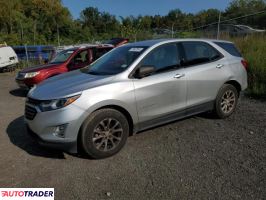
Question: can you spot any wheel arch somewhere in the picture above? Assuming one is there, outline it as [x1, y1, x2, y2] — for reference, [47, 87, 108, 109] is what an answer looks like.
[224, 80, 242, 96]
[95, 105, 134, 136]
[76, 104, 135, 154]
[77, 103, 135, 140]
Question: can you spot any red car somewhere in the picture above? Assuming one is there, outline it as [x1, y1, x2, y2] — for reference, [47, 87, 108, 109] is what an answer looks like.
[16, 38, 128, 88]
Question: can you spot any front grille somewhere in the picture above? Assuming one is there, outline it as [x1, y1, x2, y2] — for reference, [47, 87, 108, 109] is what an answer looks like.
[16, 72, 25, 80]
[25, 105, 37, 120]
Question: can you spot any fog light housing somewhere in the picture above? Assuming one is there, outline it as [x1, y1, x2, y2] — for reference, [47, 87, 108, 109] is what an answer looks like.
[52, 124, 68, 138]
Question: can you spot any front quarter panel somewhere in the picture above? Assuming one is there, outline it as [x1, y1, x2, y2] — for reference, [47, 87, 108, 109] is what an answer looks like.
[42, 65, 68, 80]
[75, 79, 138, 128]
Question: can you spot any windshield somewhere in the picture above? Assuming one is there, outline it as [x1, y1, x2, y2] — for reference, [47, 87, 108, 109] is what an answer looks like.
[84, 46, 147, 75]
[50, 49, 75, 64]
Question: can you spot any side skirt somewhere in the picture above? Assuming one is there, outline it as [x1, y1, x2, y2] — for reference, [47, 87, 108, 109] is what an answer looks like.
[137, 101, 214, 132]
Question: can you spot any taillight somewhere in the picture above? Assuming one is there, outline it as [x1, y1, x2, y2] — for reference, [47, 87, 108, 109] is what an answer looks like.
[241, 59, 248, 70]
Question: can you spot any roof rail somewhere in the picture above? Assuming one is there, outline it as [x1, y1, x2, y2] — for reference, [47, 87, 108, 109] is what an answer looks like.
[56, 43, 115, 51]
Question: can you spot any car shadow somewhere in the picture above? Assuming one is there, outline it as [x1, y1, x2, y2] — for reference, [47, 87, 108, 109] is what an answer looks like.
[6, 116, 66, 159]
[196, 111, 217, 119]
[9, 89, 28, 97]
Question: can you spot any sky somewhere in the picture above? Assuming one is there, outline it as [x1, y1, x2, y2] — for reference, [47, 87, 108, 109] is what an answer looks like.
[62, 0, 232, 19]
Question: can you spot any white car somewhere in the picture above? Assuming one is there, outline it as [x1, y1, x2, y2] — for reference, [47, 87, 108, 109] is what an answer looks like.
[0, 44, 19, 72]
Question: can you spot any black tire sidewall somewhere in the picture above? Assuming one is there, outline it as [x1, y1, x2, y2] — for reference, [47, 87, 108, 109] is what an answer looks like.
[81, 109, 129, 159]
[215, 84, 238, 119]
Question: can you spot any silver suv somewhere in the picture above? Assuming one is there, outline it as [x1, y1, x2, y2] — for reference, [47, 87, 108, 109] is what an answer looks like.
[25, 39, 248, 158]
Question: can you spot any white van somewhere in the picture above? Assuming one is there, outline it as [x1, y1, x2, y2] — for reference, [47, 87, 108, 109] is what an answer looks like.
[0, 44, 19, 71]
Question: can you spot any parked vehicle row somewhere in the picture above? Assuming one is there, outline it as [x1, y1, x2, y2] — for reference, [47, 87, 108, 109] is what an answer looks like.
[12, 45, 56, 62]
[16, 44, 113, 88]
[15, 38, 129, 88]
[24, 38, 248, 159]
[202, 24, 265, 37]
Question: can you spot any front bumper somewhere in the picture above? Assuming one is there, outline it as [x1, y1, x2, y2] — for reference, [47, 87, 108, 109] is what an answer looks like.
[15, 73, 39, 88]
[25, 102, 87, 154]
[16, 79, 30, 89]
[27, 125, 77, 153]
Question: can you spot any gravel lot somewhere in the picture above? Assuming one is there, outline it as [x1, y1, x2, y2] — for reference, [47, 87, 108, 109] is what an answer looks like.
[0, 72, 265, 200]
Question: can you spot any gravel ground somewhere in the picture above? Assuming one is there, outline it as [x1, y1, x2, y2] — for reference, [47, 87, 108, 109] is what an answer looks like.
[0, 72, 265, 200]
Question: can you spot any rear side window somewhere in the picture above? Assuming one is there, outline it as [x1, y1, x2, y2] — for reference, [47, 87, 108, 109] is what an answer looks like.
[181, 41, 222, 66]
[214, 42, 242, 57]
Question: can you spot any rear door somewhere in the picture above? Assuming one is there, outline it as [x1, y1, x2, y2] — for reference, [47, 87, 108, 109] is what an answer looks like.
[181, 41, 230, 108]
[132, 43, 187, 127]
[6, 47, 18, 65]
[0, 47, 17, 68]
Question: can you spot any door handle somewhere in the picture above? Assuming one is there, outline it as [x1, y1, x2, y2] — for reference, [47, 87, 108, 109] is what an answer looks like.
[216, 64, 224, 69]
[174, 74, 185, 79]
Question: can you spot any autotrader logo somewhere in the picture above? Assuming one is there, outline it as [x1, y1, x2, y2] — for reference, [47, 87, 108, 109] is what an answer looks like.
[0, 188, 54, 199]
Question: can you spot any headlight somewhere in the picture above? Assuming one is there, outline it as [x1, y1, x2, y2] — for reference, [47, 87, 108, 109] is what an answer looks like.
[38, 94, 81, 112]
[24, 72, 40, 78]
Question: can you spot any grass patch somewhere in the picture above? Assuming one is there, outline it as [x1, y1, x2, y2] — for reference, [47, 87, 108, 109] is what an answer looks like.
[230, 34, 266, 98]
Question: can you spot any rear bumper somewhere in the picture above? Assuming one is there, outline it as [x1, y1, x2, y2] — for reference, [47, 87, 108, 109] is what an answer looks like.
[27, 125, 78, 153]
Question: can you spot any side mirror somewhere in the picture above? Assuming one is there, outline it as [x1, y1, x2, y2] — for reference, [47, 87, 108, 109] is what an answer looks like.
[135, 65, 155, 78]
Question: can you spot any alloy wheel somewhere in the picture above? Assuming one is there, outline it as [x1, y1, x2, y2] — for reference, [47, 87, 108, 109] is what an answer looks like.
[92, 118, 123, 152]
[220, 90, 236, 114]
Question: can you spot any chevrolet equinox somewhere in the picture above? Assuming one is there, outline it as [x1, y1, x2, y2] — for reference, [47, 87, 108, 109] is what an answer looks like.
[25, 39, 248, 158]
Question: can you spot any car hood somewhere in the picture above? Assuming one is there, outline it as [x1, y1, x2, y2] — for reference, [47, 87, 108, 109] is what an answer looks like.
[28, 70, 115, 100]
[20, 63, 62, 73]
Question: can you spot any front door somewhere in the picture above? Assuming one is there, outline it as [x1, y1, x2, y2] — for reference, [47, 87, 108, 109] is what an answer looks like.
[132, 43, 187, 128]
[68, 49, 91, 70]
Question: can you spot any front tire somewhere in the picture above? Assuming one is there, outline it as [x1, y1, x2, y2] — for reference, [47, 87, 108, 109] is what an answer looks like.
[214, 84, 238, 119]
[81, 109, 129, 159]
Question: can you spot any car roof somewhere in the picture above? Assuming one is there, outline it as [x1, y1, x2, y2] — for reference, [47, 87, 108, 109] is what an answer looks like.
[126, 38, 233, 48]
[62, 47, 79, 51]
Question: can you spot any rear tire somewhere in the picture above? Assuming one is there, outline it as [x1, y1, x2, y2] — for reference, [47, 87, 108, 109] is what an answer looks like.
[214, 84, 238, 119]
[81, 108, 129, 159]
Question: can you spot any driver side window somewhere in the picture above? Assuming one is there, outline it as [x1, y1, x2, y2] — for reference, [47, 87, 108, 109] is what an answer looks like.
[141, 43, 180, 73]
[68, 50, 90, 70]
[73, 50, 89, 64]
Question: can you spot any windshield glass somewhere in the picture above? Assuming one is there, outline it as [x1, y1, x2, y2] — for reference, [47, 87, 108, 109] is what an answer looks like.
[50, 49, 75, 64]
[83, 46, 147, 75]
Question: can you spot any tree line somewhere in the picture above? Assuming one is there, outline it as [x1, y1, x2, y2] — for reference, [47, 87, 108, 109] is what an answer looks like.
[0, 0, 265, 45]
